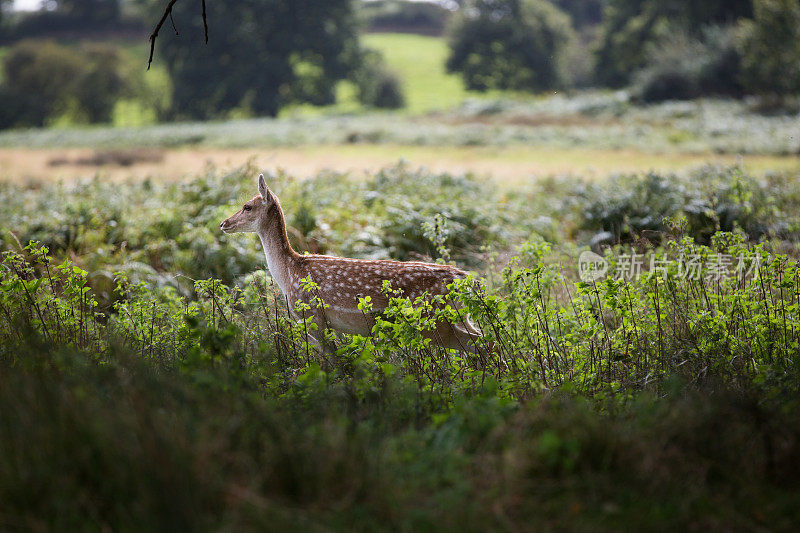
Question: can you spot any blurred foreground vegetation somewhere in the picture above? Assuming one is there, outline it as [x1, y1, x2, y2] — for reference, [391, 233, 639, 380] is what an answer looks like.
[3, 164, 800, 528]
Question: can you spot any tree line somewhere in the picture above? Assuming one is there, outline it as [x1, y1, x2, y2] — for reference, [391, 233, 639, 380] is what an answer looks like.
[0, 0, 798, 130]
[447, 0, 800, 105]
[0, 0, 405, 129]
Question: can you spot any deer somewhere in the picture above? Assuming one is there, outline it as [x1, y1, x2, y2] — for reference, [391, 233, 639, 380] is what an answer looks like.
[220, 174, 484, 353]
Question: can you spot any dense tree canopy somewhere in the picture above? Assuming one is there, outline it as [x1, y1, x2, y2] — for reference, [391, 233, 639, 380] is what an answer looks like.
[0, 40, 134, 128]
[157, 0, 361, 119]
[739, 0, 800, 103]
[553, 0, 606, 28]
[446, 0, 574, 92]
[594, 0, 753, 87]
[54, 0, 121, 24]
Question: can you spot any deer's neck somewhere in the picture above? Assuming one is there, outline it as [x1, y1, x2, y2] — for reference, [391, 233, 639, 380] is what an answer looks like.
[257, 203, 301, 295]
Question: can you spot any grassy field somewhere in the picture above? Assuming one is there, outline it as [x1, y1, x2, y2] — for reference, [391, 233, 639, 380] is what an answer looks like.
[2, 34, 798, 185]
[1, 90, 798, 183]
[3, 144, 799, 185]
[363, 32, 479, 113]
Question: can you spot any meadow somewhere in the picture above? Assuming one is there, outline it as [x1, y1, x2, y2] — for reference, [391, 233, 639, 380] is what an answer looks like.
[2, 91, 799, 186]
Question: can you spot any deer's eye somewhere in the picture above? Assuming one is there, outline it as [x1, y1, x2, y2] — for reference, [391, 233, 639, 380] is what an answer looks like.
[243, 205, 252, 211]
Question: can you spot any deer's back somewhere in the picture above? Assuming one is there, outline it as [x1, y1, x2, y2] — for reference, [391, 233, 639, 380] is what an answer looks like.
[300, 255, 466, 310]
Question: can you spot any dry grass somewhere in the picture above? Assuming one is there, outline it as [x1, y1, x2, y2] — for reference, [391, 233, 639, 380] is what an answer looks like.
[2, 145, 798, 185]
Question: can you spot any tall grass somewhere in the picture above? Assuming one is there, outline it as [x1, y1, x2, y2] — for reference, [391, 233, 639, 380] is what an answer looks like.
[2, 255, 800, 529]
[3, 164, 800, 528]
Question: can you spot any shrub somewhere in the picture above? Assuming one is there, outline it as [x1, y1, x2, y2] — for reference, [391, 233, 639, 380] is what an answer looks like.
[0, 40, 136, 128]
[571, 167, 799, 246]
[362, 0, 450, 35]
[632, 25, 744, 103]
[352, 49, 406, 109]
[594, 0, 752, 88]
[0, 40, 84, 127]
[446, 0, 576, 92]
[738, 0, 800, 107]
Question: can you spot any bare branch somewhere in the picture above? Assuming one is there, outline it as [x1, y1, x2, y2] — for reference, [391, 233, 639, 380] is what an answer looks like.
[147, 0, 180, 71]
[202, 0, 209, 44]
[169, 9, 179, 36]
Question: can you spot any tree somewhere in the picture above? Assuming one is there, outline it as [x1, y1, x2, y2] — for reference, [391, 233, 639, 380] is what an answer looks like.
[0, 40, 135, 128]
[739, 0, 800, 105]
[446, 0, 575, 92]
[54, 0, 121, 24]
[594, 0, 752, 87]
[553, 0, 606, 29]
[632, 26, 745, 103]
[0, 0, 9, 31]
[155, 0, 361, 119]
[1, 40, 84, 127]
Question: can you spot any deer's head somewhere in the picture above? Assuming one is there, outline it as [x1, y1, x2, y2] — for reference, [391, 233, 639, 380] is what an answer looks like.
[220, 174, 277, 234]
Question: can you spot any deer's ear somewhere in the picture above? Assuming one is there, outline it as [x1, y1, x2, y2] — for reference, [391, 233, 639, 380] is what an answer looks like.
[257, 174, 269, 199]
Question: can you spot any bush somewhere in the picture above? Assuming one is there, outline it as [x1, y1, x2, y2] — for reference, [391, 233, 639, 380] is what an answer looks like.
[632, 26, 744, 103]
[0, 40, 84, 127]
[352, 49, 405, 109]
[361, 0, 450, 35]
[594, 0, 752, 88]
[446, 0, 576, 92]
[571, 167, 799, 246]
[0, 40, 135, 128]
[738, 0, 800, 106]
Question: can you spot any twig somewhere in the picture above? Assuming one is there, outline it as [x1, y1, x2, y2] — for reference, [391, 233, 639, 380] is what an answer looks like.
[147, 0, 180, 70]
[169, 9, 179, 35]
[201, 0, 209, 43]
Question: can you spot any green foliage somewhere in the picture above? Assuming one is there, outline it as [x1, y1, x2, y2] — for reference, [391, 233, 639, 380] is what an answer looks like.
[553, 0, 606, 29]
[632, 25, 744, 103]
[570, 167, 800, 245]
[362, 32, 476, 113]
[3, 335, 800, 529]
[4, 221, 800, 403]
[0, 40, 83, 127]
[3, 165, 800, 527]
[594, 0, 752, 87]
[0, 40, 136, 128]
[446, 0, 576, 92]
[361, 0, 451, 35]
[157, 0, 361, 119]
[739, 0, 800, 105]
[351, 48, 406, 109]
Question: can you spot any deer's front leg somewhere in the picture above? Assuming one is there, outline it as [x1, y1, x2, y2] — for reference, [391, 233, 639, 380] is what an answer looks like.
[291, 297, 336, 355]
